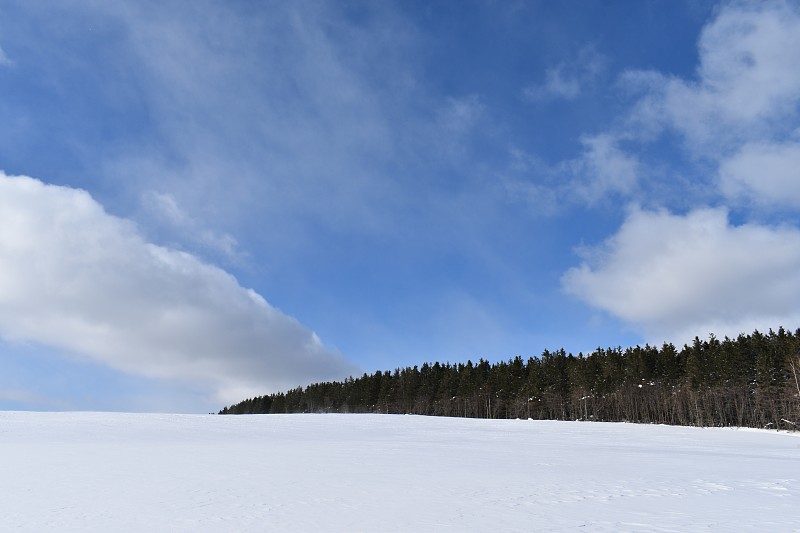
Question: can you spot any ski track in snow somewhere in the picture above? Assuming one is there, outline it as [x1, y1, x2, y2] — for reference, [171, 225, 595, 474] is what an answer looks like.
[1, 412, 798, 532]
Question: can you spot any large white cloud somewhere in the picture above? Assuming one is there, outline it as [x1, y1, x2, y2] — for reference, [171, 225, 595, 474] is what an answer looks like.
[0, 172, 359, 403]
[562, 207, 800, 344]
[626, 2, 800, 149]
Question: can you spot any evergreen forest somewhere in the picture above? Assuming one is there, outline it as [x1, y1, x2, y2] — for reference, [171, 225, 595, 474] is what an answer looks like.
[220, 328, 800, 430]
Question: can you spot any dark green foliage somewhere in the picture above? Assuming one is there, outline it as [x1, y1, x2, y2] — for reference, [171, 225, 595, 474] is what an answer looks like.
[219, 328, 800, 429]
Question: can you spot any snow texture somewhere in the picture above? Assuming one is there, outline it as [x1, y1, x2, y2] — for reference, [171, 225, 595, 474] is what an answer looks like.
[1, 412, 798, 532]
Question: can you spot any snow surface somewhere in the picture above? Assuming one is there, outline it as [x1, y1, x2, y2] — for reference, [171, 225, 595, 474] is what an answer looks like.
[1, 412, 798, 532]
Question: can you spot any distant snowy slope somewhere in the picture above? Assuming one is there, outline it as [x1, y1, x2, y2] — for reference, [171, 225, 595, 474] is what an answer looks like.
[1, 413, 798, 532]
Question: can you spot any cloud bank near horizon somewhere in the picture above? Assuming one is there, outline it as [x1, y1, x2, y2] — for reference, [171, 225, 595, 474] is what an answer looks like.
[563, 207, 800, 344]
[0, 172, 359, 404]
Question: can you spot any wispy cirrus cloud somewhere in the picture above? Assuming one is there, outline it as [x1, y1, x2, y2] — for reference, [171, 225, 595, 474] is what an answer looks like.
[0, 45, 12, 66]
[567, 134, 640, 204]
[142, 191, 243, 261]
[1, 0, 422, 256]
[501, 133, 640, 212]
[524, 67, 581, 101]
[103, 0, 417, 245]
[523, 46, 607, 102]
[437, 95, 485, 136]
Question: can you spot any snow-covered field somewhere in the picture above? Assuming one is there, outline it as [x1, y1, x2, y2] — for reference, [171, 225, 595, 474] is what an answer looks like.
[1, 412, 798, 532]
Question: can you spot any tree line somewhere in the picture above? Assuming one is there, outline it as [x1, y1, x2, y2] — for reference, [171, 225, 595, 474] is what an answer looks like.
[220, 327, 800, 429]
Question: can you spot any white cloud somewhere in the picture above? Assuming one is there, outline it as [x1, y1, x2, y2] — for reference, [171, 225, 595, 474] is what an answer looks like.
[0, 172, 360, 404]
[624, 2, 800, 149]
[513, 3, 800, 215]
[719, 141, 800, 210]
[502, 134, 640, 211]
[568, 134, 640, 204]
[562, 207, 800, 345]
[696, 2, 800, 124]
[558, 2, 800, 345]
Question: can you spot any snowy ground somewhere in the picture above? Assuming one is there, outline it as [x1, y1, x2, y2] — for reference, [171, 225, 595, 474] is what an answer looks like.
[1, 413, 798, 532]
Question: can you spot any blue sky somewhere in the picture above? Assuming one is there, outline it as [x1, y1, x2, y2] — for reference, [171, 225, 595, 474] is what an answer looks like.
[1, 0, 800, 413]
